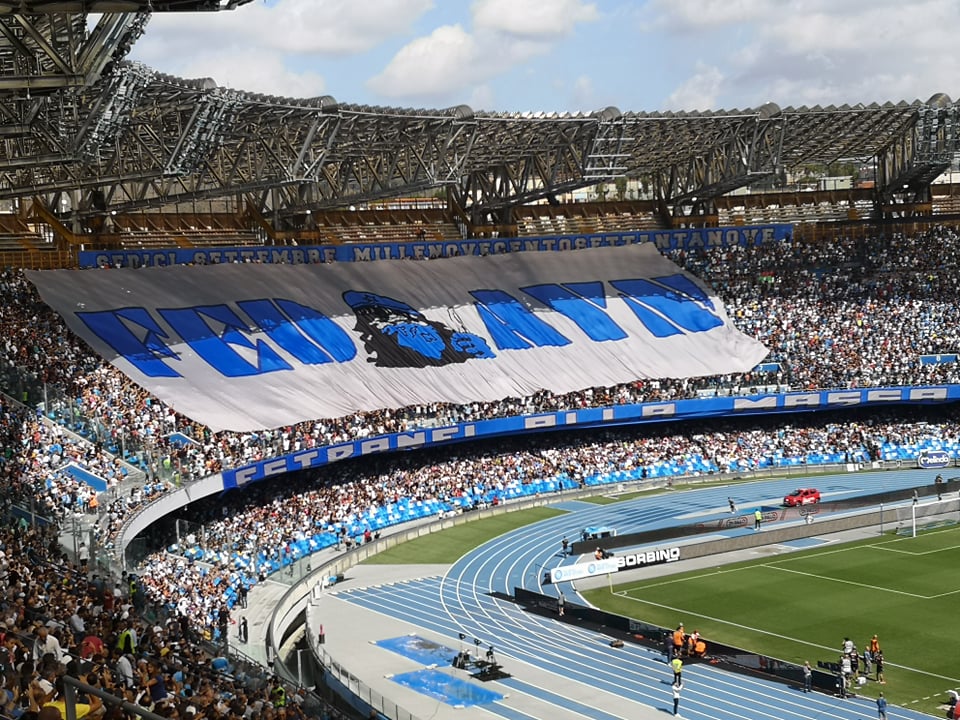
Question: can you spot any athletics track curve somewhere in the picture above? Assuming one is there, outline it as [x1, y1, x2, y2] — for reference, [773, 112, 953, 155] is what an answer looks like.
[333, 469, 950, 720]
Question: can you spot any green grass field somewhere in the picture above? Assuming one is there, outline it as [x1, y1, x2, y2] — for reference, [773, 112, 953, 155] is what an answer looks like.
[583, 524, 960, 713]
[362, 506, 565, 564]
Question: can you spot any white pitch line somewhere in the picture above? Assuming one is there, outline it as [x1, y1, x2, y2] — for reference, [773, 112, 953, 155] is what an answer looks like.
[616, 592, 833, 649]
[867, 540, 960, 556]
[866, 544, 923, 555]
[924, 586, 960, 599]
[615, 592, 960, 685]
[760, 564, 932, 598]
[766, 559, 960, 598]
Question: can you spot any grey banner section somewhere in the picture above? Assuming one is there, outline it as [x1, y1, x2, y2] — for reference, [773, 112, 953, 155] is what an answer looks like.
[27, 244, 767, 431]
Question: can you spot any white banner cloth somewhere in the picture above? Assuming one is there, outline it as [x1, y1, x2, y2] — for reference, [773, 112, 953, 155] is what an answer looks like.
[26, 244, 767, 431]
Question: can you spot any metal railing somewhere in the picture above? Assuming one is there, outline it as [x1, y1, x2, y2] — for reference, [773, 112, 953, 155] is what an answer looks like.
[61, 676, 169, 720]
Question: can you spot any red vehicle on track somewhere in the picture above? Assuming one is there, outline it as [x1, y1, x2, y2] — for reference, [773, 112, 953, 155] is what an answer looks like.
[783, 488, 821, 506]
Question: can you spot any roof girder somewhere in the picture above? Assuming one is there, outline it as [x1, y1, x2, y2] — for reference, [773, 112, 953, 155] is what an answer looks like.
[651, 115, 786, 208]
[0, 35, 958, 222]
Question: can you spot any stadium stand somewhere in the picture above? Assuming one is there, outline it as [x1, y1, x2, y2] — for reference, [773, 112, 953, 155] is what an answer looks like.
[4, 11, 960, 714]
[105, 213, 263, 250]
[310, 208, 461, 244]
[0, 518, 342, 720]
[4, 217, 960, 719]
[0, 225, 956, 547]
[130, 403, 960, 637]
[0, 215, 51, 253]
[13, 184, 949, 270]
[512, 201, 666, 236]
[932, 183, 960, 216]
[1, 225, 958, 490]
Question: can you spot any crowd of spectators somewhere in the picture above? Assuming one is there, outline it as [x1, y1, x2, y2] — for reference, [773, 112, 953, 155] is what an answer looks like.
[0, 397, 136, 525]
[0, 227, 957, 497]
[131, 404, 960, 634]
[674, 229, 960, 391]
[0, 520, 341, 720]
[1, 226, 960, 700]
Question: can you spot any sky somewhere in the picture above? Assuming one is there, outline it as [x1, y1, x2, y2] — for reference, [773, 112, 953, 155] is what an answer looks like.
[129, 0, 960, 114]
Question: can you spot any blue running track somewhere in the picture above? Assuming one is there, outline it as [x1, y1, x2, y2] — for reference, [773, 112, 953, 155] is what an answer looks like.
[333, 469, 944, 719]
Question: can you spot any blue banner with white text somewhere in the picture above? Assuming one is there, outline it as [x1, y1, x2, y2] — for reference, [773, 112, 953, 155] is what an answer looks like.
[221, 384, 957, 489]
[77, 224, 792, 269]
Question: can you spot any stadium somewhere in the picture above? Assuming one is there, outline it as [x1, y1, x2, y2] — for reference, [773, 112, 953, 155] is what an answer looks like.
[2, 3, 960, 720]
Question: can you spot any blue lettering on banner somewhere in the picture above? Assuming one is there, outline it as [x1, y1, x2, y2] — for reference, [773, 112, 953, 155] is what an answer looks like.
[80, 298, 360, 379]
[611, 275, 723, 337]
[238, 299, 356, 365]
[76, 307, 181, 378]
[80, 273, 728, 378]
[549, 558, 619, 583]
[470, 289, 572, 350]
[521, 282, 627, 342]
[221, 384, 956, 488]
[78, 224, 793, 269]
[159, 304, 293, 377]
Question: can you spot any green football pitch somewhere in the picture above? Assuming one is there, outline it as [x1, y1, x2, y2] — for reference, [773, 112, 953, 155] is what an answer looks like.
[582, 523, 960, 714]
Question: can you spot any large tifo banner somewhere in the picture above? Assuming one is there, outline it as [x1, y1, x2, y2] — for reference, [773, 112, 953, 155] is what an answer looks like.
[27, 244, 767, 431]
[76, 225, 792, 269]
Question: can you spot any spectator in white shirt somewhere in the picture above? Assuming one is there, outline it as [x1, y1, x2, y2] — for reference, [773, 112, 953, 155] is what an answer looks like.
[33, 625, 66, 664]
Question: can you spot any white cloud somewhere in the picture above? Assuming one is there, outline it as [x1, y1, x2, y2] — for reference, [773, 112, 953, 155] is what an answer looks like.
[130, 0, 600, 107]
[663, 63, 724, 111]
[176, 48, 326, 98]
[569, 74, 596, 112]
[641, 0, 772, 31]
[649, 0, 960, 109]
[472, 0, 598, 39]
[368, 0, 598, 104]
[124, 0, 959, 112]
[367, 25, 481, 102]
[730, 1, 960, 105]
[132, 0, 434, 97]
[140, 0, 435, 56]
[469, 84, 496, 111]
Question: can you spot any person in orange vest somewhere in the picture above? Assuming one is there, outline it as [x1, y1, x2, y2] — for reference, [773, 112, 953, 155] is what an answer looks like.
[672, 624, 685, 658]
[693, 638, 707, 657]
[865, 634, 880, 674]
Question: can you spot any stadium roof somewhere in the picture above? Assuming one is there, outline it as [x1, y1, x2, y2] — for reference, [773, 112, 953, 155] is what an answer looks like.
[0, 0, 252, 11]
[5, 61, 952, 221]
[0, 3, 956, 224]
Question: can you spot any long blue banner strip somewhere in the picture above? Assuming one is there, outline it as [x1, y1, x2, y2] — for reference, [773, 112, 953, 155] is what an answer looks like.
[79, 224, 792, 268]
[221, 385, 954, 489]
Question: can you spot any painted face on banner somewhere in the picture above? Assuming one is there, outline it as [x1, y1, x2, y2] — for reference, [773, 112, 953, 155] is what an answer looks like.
[343, 291, 493, 368]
